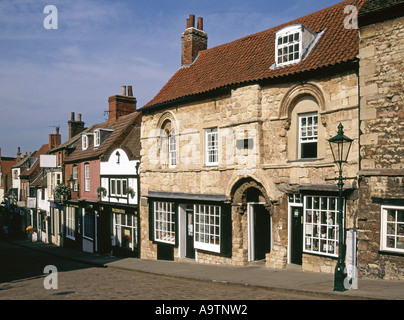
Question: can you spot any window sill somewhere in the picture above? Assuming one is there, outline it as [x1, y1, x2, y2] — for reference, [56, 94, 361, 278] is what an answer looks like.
[378, 249, 404, 257]
[287, 158, 324, 163]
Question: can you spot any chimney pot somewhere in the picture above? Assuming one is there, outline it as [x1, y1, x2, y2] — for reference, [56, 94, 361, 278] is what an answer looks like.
[128, 85, 133, 97]
[121, 85, 126, 96]
[71, 112, 75, 121]
[189, 14, 195, 28]
[78, 114, 82, 121]
[197, 17, 203, 30]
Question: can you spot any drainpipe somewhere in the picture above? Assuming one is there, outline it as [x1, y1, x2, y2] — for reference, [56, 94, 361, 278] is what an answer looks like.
[136, 161, 141, 259]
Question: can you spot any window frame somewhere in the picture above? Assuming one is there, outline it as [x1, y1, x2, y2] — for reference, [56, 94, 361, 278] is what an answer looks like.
[381, 205, 404, 254]
[66, 206, 76, 240]
[168, 129, 177, 168]
[298, 112, 318, 160]
[94, 130, 101, 147]
[275, 25, 302, 67]
[205, 127, 219, 166]
[110, 178, 128, 198]
[84, 163, 90, 192]
[113, 212, 138, 250]
[72, 165, 78, 192]
[194, 204, 221, 253]
[302, 195, 342, 258]
[82, 134, 89, 150]
[153, 201, 176, 244]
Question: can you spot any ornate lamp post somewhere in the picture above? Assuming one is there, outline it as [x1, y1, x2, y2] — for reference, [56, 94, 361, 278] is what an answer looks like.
[328, 123, 353, 292]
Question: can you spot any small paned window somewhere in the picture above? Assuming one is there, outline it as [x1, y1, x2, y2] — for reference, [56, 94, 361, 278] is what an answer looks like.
[82, 135, 88, 150]
[381, 206, 404, 253]
[303, 196, 342, 257]
[194, 204, 221, 253]
[299, 113, 318, 159]
[277, 32, 300, 65]
[169, 129, 177, 167]
[154, 201, 175, 244]
[205, 128, 218, 166]
[84, 163, 90, 192]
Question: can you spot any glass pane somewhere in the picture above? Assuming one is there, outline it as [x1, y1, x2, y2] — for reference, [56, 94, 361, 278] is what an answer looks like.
[387, 236, 395, 248]
[294, 32, 299, 41]
[313, 197, 319, 209]
[398, 224, 404, 236]
[321, 197, 327, 210]
[387, 223, 395, 235]
[387, 210, 396, 221]
[329, 198, 336, 210]
[397, 237, 404, 249]
[306, 197, 312, 209]
[398, 210, 404, 223]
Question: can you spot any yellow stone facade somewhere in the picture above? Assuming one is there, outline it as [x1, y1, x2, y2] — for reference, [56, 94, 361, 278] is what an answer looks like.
[140, 70, 360, 272]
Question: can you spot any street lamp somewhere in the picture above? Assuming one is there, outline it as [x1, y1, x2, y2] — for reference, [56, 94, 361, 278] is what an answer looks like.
[328, 123, 353, 292]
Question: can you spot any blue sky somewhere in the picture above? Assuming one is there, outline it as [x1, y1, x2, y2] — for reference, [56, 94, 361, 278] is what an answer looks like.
[0, 0, 342, 157]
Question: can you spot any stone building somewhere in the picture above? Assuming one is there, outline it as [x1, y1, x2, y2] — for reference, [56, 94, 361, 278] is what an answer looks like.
[139, 0, 366, 273]
[357, 0, 404, 280]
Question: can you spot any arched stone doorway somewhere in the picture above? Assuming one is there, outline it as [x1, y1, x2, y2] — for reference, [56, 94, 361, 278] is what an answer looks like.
[231, 178, 272, 262]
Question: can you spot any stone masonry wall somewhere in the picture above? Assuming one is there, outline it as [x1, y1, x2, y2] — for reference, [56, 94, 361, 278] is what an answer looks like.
[140, 70, 360, 272]
[358, 16, 404, 280]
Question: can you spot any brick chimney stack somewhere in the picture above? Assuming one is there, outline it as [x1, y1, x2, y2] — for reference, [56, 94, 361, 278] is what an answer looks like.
[108, 85, 136, 124]
[181, 14, 207, 66]
[68, 112, 86, 139]
[49, 127, 61, 150]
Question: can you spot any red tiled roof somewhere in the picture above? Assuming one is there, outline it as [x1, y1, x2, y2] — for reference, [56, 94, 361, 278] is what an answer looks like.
[143, 0, 366, 109]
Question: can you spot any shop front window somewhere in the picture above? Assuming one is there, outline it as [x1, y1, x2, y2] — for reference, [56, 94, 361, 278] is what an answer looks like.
[194, 204, 221, 253]
[154, 201, 175, 244]
[303, 196, 341, 257]
[114, 213, 138, 250]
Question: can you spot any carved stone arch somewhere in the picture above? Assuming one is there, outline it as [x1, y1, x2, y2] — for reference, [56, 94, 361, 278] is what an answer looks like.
[157, 111, 178, 132]
[231, 177, 272, 215]
[279, 83, 326, 120]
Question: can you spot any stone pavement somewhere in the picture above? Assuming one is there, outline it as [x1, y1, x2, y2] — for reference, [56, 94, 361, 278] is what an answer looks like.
[8, 239, 404, 300]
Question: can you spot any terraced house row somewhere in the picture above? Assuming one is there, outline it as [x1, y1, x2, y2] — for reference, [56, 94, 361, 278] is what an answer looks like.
[2, 0, 403, 281]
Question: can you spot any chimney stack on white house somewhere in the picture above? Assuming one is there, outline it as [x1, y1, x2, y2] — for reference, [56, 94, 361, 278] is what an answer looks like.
[108, 85, 136, 123]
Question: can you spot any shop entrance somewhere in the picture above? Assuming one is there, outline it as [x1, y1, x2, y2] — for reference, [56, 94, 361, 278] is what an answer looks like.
[290, 206, 303, 265]
[185, 205, 195, 259]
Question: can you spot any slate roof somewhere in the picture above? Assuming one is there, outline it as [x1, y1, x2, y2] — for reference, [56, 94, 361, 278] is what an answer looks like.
[63, 111, 142, 164]
[143, 0, 366, 110]
[19, 143, 50, 180]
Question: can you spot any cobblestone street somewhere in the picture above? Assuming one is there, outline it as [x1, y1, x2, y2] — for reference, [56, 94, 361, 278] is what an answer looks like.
[0, 240, 326, 301]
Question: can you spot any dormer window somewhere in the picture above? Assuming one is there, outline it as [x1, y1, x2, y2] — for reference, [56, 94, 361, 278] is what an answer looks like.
[95, 130, 101, 147]
[82, 134, 89, 150]
[275, 24, 317, 67]
[94, 129, 113, 148]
